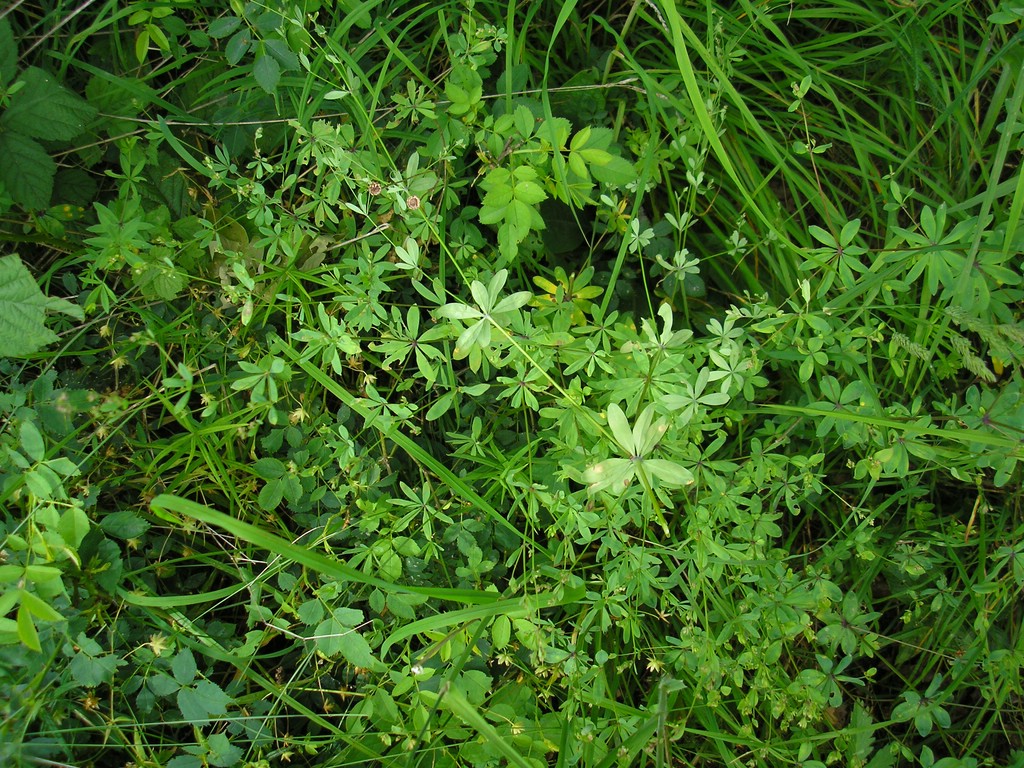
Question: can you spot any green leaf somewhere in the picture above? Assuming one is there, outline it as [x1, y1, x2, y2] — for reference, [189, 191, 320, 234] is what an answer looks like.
[492, 615, 511, 649]
[257, 479, 285, 511]
[57, 505, 90, 550]
[338, 0, 372, 29]
[208, 16, 242, 38]
[336, 629, 381, 670]
[591, 155, 635, 186]
[263, 38, 299, 71]
[152, 494, 499, 603]
[172, 648, 198, 684]
[69, 641, 124, 686]
[253, 457, 287, 480]
[147, 672, 180, 697]
[0, 254, 61, 356]
[178, 680, 231, 722]
[253, 52, 280, 94]
[225, 30, 253, 65]
[1, 68, 96, 141]
[0, 132, 55, 210]
[99, 510, 151, 539]
[20, 420, 45, 462]
[428, 685, 540, 768]
[17, 603, 41, 652]
[606, 403, 635, 454]
[20, 590, 63, 622]
[206, 733, 244, 768]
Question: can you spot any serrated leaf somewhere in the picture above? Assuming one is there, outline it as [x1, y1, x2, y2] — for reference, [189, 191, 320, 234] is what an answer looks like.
[252, 457, 287, 480]
[225, 30, 253, 65]
[253, 53, 280, 94]
[1, 68, 96, 141]
[258, 479, 284, 511]
[172, 648, 198, 684]
[177, 680, 231, 722]
[0, 132, 55, 210]
[263, 38, 299, 71]
[69, 643, 123, 686]
[206, 733, 244, 768]
[336, 629, 382, 670]
[208, 16, 242, 38]
[100, 510, 152, 539]
[591, 155, 635, 187]
[297, 600, 324, 626]
[0, 254, 61, 356]
[147, 672, 180, 697]
[331, 607, 364, 626]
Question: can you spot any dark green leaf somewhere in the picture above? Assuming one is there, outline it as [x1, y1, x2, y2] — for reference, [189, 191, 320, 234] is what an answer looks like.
[177, 680, 231, 722]
[225, 30, 253, 65]
[253, 53, 280, 94]
[0, 132, 55, 210]
[0, 18, 15, 87]
[258, 479, 284, 511]
[70, 644, 124, 687]
[208, 16, 242, 38]
[99, 510, 151, 539]
[263, 38, 299, 71]
[1, 67, 97, 141]
[147, 672, 180, 697]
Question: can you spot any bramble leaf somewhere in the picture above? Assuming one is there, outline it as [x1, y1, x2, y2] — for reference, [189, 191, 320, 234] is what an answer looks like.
[0, 132, 55, 210]
[0, 254, 61, 356]
[1, 68, 97, 141]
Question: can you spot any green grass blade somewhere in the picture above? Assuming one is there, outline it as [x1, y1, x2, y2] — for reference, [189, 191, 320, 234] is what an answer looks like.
[150, 494, 498, 604]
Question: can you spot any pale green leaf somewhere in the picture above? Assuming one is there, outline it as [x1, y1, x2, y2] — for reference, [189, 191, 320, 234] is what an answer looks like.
[606, 403, 635, 454]
[435, 303, 483, 321]
[492, 291, 533, 314]
[643, 459, 694, 486]
[57, 505, 90, 550]
[0, 254, 61, 356]
[17, 603, 40, 652]
[20, 590, 63, 622]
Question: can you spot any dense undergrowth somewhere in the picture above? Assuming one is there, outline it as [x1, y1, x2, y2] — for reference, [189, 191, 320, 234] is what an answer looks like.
[1, 1, 1023, 766]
